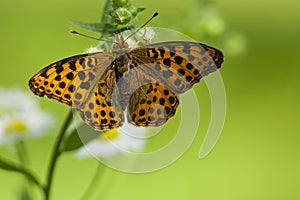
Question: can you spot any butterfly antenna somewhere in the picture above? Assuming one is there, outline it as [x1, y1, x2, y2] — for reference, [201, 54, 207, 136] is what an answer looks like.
[123, 12, 159, 41]
[70, 30, 105, 41]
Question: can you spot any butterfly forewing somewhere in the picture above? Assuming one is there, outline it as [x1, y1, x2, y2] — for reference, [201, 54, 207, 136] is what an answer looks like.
[28, 51, 125, 130]
[130, 41, 223, 94]
[29, 52, 114, 107]
[121, 41, 223, 126]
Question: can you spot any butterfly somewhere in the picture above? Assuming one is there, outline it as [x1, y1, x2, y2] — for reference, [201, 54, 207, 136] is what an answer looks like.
[29, 35, 224, 130]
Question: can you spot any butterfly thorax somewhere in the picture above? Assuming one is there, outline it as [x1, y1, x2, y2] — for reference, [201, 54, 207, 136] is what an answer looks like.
[112, 53, 130, 81]
[111, 35, 140, 81]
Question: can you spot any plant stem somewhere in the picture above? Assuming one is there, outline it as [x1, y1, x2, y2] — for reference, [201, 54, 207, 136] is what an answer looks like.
[16, 141, 36, 199]
[101, 0, 112, 23]
[16, 141, 30, 167]
[80, 164, 108, 200]
[19, 166, 45, 193]
[0, 155, 45, 192]
[44, 110, 73, 200]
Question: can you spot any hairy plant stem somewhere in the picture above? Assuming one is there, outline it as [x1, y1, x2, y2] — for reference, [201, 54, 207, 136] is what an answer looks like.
[79, 164, 109, 200]
[44, 110, 73, 200]
[0, 155, 45, 193]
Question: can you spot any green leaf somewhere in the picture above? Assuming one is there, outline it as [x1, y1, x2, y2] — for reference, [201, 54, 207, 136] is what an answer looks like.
[71, 20, 134, 37]
[137, 7, 146, 12]
[131, 7, 146, 17]
[62, 124, 103, 152]
[101, 0, 113, 23]
[105, 25, 134, 34]
[70, 21, 114, 33]
[112, 0, 129, 7]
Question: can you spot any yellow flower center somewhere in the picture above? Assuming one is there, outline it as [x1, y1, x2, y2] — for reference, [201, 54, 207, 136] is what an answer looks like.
[98, 129, 119, 140]
[4, 120, 28, 135]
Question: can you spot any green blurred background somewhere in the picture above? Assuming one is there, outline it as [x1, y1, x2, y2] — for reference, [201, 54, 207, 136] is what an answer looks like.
[0, 0, 300, 199]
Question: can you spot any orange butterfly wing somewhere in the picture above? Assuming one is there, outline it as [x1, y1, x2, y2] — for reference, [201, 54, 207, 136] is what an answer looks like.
[29, 52, 125, 130]
[125, 41, 223, 126]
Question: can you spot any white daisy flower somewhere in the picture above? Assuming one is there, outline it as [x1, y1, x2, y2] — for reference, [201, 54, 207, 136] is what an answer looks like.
[0, 87, 53, 145]
[76, 120, 147, 159]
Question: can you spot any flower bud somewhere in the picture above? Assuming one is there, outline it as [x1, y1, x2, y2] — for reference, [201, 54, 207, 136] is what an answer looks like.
[112, 7, 132, 25]
[112, 0, 129, 7]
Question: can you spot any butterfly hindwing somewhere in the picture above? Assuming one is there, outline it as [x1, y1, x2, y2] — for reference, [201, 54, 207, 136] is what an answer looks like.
[127, 83, 179, 126]
[77, 69, 125, 130]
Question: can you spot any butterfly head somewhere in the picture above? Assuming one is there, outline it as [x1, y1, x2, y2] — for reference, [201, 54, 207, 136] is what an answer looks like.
[113, 35, 130, 50]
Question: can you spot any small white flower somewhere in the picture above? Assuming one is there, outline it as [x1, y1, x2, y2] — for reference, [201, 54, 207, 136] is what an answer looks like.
[85, 46, 102, 53]
[0, 87, 53, 145]
[136, 27, 155, 43]
[120, 27, 155, 49]
[76, 120, 147, 159]
[125, 37, 138, 49]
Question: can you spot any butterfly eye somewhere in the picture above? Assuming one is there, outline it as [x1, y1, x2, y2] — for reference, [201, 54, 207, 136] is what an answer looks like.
[113, 43, 120, 49]
[123, 42, 129, 49]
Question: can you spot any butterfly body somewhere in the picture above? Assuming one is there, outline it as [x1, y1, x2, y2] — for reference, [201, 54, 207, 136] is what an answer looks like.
[29, 37, 223, 130]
